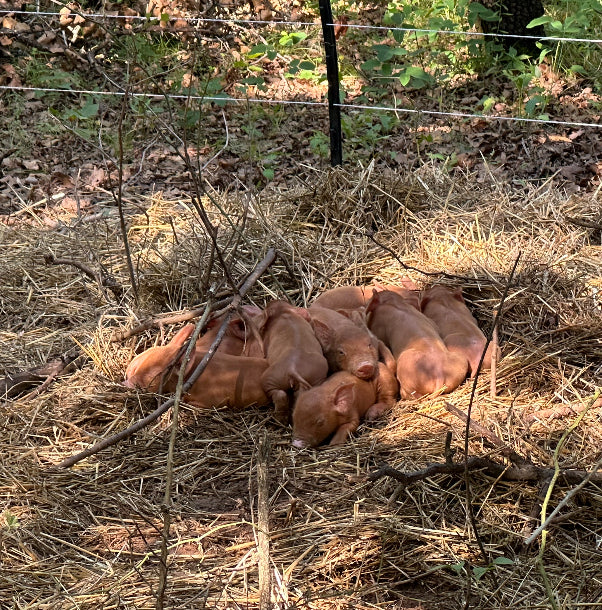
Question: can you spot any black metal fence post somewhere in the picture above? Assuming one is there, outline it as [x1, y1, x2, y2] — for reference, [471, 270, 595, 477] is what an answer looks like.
[318, 0, 343, 166]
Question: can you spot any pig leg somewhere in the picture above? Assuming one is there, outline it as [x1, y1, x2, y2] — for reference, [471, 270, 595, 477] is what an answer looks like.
[377, 340, 397, 377]
[270, 389, 291, 424]
[365, 402, 391, 421]
[329, 419, 360, 445]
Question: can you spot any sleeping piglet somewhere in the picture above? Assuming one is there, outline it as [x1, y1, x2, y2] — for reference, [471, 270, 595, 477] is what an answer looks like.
[291, 362, 399, 447]
[420, 285, 498, 376]
[366, 290, 468, 399]
[124, 324, 270, 410]
[256, 300, 329, 422]
[308, 306, 380, 380]
[124, 324, 196, 391]
[311, 280, 418, 311]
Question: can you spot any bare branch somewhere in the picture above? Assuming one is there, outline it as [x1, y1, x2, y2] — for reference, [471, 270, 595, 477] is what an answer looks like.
[56, 248, 276, 469]
[44, 254, 124, 301]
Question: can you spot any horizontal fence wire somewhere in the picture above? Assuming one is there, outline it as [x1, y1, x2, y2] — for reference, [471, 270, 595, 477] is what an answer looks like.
[1, 8, 601, 130]
[1, 85, 601, 129]
[2, 9, 602, 44]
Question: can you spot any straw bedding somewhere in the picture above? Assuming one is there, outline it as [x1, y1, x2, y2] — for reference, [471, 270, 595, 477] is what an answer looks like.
[1, 163, 601, 609]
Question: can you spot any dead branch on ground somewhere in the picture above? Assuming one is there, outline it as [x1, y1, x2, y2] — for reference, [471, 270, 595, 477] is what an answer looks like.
[56, 248, 276, 469]
[44, 254, 124, 301]
[1, 349, 84, 400]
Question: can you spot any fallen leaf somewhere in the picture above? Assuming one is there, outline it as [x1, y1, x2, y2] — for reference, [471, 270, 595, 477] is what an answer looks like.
[37, 32, 57, 45]
[87, 167, 106, 188]
[61, 196, 91, 213]
[1, 63, 20, 86]
[22, 160, 40, 171]
[51, 172, 74, 188]
[2, 16, 30, 32]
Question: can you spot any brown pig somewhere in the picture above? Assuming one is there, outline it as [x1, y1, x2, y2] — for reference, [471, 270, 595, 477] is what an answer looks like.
[366, 290, 468, 399]
[312, 279, 418, 311]
[124, 324, 270, 409]
[291, 362, 399, 447]
[335, 307, 398, 377]
[308, 306, 380, 380]
[420, 285, 497, 376]
[196, 306, 264, 357]
[124, 324, 196, 391]
[255, 300, 329, 422]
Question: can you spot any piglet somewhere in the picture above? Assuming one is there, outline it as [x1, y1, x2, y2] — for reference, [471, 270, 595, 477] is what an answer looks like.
[124, 324, 195, 391]
[420, 285, 497, 376]
[256, 300, 329, 422]
[291, 362, 399, 447]
[124, 324, 270, 409]
[366, 290, 468, 399]
[308, 306, 380, 380]
[312, 280, 417, 311]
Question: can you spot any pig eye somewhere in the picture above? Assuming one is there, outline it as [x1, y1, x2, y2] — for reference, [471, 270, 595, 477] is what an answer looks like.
[337, 348, 346, 356]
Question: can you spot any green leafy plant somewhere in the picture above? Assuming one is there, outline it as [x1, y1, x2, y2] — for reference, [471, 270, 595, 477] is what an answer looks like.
[3, 510, 19, 529]
[450, 556, 514, 581]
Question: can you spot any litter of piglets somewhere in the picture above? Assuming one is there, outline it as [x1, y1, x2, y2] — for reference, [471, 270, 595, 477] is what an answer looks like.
[124, 282, 496, 447]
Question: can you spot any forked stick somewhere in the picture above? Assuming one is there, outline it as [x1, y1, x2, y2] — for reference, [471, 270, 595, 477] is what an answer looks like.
[56, 248, 276, 469]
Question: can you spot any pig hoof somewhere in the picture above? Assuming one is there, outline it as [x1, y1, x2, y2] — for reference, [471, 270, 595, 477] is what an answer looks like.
[365, 403, 389, 421]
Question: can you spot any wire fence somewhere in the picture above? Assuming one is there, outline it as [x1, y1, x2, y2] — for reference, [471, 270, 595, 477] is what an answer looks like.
[3, 9, 602, 44]
[1, 4, 601, 166]
[1, 85, 599, 130]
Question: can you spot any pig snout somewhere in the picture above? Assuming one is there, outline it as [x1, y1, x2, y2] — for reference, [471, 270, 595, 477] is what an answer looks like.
[123, 377, 137, 389]
[355, 361, 376, 380]
[292, 438, 309, 449]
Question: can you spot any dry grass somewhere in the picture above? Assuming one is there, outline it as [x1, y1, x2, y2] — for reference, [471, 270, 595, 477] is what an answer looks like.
[1, 162, 602, 609]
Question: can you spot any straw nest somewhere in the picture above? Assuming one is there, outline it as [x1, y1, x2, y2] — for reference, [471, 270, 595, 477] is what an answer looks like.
[1, 161, 601, 609]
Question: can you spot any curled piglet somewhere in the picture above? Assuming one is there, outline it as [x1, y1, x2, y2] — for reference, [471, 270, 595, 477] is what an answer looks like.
[256, 300, 329, 423]
[308, 306, 380, 380]
[291, 362, 399, 447]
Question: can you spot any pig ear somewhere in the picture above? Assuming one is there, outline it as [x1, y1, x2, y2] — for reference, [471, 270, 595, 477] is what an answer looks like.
[253, 309, 271, 335]
[241, 304, 262, 318]
[170, 324, 195, 347]
[336, 308, 367, 327]
[310, 319, 332, 349]
[406, 293, 421, 310]
[365, 291, 381, 315]
[293, 307, 312, 323]
[350, 309, 367, 327]
[333, 382, 355, 415]
[419, 290, 432, 311]
[335, 308, 352, 319]
[227, 317, 248, 340]
[452, 287, 465, 302]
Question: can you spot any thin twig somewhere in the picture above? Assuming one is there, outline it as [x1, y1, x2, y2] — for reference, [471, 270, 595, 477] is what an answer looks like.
[462, 253, 521, 575]
[489, 316, 498, 398]
[364, 230, 500, 284]
[257, 433, 272, 610]
[44, 254, 124, 301]
[115, 86, 138, 302]
[156, 305, 205, 610]
[56, 248, 276, 469]
[368, 456, 602, 486]
[525, 388, 602, 546]
[444, 403, 528, 466]
[110, 295, 233, 342]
